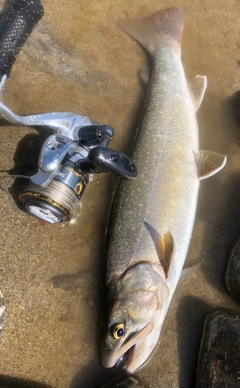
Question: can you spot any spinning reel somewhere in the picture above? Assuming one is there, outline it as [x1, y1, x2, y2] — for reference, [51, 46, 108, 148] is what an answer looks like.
[0, 0, 137, 224]
[0, 95, 137, 223]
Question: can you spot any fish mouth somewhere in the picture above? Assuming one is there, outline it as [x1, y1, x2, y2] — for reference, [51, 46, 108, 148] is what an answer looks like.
[123, 344, 136, 370]
[103, 321, 154, 371]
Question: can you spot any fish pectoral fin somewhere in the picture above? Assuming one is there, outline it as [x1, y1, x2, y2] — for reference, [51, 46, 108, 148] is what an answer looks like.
[144, 221, 174, 278]
[195, 150, 227, 180]
[187, 75, 207, 111]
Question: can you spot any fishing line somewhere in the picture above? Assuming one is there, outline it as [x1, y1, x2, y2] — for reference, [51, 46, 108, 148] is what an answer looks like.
[0, 172, 30, 192]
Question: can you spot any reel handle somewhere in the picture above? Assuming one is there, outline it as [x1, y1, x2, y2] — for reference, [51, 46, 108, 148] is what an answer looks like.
[79, 147, 138, 179]
[0, 0, 44, 80]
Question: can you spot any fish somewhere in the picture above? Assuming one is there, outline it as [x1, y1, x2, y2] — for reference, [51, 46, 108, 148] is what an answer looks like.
[101, 7, 227, 373]
[98, 376, 145, 387]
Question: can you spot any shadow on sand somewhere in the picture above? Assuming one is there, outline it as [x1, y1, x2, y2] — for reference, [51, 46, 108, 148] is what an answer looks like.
[0, 375, 52, 388]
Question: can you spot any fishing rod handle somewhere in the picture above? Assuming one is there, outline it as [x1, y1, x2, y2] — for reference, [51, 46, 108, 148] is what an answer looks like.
[0, 0, 44, 79]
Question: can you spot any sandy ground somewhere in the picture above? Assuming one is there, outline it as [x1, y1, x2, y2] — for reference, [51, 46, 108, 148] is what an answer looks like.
[1, 0, 240, 387]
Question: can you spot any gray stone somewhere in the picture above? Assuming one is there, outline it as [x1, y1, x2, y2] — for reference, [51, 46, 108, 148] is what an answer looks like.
[99, 376, 145, 388]
[225, 234, 240, 306]
[195, 309, 240, 388]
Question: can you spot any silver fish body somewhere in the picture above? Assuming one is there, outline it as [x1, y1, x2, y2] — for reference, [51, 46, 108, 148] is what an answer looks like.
[101, 7, 226, 373]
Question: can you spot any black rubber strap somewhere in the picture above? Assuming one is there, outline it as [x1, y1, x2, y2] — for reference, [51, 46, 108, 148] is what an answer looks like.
[0, 0, 44, 79]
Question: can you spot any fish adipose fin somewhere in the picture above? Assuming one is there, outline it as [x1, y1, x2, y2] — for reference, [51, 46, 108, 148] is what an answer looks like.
[119, 7, 183, 55]
[187, 75, 207, 111]
[195, 150, 227, 180]
[144, 221, 174, 278]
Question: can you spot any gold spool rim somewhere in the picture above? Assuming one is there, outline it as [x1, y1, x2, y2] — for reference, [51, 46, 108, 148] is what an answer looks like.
[19, 191, 70, 216]
[60, 165, 89, 184]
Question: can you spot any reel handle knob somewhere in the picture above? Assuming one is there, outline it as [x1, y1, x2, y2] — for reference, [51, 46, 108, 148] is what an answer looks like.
[80, 147, 138, 179]
[0, 0, 44, 80]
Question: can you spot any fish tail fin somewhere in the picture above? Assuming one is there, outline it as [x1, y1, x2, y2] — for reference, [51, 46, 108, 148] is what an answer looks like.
[119, 7, 184, 54]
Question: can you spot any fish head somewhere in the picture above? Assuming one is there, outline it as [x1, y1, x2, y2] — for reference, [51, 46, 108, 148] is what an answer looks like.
[102, 274, 169, 373]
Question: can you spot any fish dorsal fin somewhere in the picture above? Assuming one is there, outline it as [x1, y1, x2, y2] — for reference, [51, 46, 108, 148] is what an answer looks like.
[144, 221, 174, 278]
[195, 150, 227, 180]
[187, 75, 207, 111]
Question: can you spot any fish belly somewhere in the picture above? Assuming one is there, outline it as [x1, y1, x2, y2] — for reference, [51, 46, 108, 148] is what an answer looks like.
[106, 46, 199, 287]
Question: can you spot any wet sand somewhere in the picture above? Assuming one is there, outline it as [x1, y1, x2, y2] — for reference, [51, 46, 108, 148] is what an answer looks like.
[0, 0, 240, 387]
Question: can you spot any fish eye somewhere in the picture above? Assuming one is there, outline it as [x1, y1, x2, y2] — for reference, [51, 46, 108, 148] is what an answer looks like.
[112, 323, 125, 340]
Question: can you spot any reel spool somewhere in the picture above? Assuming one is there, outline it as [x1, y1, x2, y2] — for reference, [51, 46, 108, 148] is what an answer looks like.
[19, 161, 89, 223]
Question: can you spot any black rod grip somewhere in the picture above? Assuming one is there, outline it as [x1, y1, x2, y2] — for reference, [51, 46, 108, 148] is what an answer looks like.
[0, 0, 44, 79]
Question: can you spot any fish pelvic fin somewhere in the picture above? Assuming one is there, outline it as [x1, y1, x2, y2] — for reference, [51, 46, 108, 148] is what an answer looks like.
[187, 75, 207, 111]
[144, 221, 174, 278]
[180, 261, 203, 281]
[119, 7, 183, 55]
[195, 150, 227, 180]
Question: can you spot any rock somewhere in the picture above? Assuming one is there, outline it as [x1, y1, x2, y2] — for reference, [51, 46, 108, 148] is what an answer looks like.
[225, 234, 240, 305]
[194, 309, 240, 388]
[99, 376, 145, 388]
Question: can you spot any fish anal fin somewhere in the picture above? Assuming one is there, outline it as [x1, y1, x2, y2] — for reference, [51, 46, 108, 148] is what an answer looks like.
[187, 75, 207, 111]
[195, 150, 227, 180]
[144, 221, 174, 278]
[158, 231, 174, 278]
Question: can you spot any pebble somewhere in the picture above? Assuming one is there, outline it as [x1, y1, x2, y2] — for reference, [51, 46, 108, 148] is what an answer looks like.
[225, 234, 240, 306]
